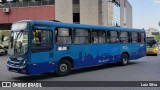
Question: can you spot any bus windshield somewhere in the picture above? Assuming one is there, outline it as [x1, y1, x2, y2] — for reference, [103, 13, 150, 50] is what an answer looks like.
[146, 38, 157, 48]
[8, 22, 29, 56]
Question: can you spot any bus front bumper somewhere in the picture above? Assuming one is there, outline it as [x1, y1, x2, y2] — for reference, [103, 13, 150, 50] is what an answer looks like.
[147, 49, 158, 55]
[7, 60, 57, 75]
[7, 60, 28, 74]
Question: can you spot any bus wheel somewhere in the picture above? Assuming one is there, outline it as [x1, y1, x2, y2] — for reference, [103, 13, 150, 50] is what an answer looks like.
[0, 52, 5, 56]
[120, 54, 129, 66]
[56, 60, 71, 76]
[154, 54, 158, 56]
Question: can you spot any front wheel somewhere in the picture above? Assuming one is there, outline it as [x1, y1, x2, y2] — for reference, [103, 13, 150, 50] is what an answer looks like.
[0, 52, 5, 56]
[120, 54, 129, 66]
[56, 60, 71, 76]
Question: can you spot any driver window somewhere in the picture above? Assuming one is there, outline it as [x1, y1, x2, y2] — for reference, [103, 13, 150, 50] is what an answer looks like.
[32, 30, 42, 45]
[32, 30, 53, 51]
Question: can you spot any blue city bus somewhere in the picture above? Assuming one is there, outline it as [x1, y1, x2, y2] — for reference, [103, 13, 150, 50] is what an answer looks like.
[7, 20, 146, 76]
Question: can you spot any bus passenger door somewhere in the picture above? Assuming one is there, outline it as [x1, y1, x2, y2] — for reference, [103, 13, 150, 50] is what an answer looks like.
[30, 29, 54, 74]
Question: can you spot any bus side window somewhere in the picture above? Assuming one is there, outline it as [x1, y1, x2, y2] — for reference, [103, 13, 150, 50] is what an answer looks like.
[32, 30, 42, 45]
[131, 32, 138, 43]
[110, 31, 119, 43]
[140, 33, 145, 43]
[92, 30, 106, 44]
[74, 29, 90, 44]
[120, 31, 129, 43]
[32, 30, 53, 51]
[56, 28, 72, 45]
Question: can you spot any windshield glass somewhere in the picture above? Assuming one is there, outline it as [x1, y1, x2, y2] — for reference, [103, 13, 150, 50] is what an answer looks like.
[8, 22, 29, 56]
[11, 22, 28, 31]
[147, 38, 157, 48]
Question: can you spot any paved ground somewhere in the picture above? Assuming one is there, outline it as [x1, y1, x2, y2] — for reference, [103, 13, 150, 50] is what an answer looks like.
[0, 53, 160, 90]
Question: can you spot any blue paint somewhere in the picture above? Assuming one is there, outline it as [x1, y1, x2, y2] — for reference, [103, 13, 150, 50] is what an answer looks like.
[28, 62, 55, 75]
[7, 63, 55, 75]
[7, 20, 146, 75]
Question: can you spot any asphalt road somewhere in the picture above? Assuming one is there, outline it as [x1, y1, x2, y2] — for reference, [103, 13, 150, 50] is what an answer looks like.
[0, 54, 160, 90]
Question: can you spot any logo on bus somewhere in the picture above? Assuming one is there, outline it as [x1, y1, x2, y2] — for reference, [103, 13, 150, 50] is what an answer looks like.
[122, 45, 128, 49]
[99, 59, 109, 63]
[57, 47, 68, 51]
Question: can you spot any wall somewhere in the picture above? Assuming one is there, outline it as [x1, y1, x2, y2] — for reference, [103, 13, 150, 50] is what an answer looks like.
[80, 0, 99, 25]
[55, 0, 73, 23]
[120, 0, 125, 27]
[0, 5, 55, 24]
[126, 0, 132, 28]
[102, 0, 108, 26]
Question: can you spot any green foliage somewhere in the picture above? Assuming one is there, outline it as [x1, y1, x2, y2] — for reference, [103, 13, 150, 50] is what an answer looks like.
[0, 30, 10, 41]
[2, 31, 10, 37]
[155, 35, 160, 42]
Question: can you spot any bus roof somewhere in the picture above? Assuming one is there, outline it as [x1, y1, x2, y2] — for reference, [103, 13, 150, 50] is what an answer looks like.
[18, 20, 145, 32]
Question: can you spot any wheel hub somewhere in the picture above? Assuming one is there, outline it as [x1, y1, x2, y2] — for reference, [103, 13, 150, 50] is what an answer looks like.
[123, 56, 128, 64]
[60, 64, 68, 72]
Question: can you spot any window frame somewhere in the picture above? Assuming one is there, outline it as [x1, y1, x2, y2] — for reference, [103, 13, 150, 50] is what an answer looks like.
[55, 27, 72, 45]
[131, 32, 139, 43]
[73, 28, 91, 45]
[119, 31, 129, 43]
[140, 32, 145, 43]
[92, 30, 106, 44]
[31, 29, 54, 52]
[109, 30, 120, 43]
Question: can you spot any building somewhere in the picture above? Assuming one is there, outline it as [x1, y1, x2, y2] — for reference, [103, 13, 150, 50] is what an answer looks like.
[0, 0, 132, 30]
[146, 28, 160, 37]
[55, 0, 132, 27]
[0, 0, 55, 30]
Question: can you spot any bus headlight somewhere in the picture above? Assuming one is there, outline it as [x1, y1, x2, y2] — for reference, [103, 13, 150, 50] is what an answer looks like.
[155, 48, 158, 51]
[23, 60, 26, 64]
[23, 59, 27, 64]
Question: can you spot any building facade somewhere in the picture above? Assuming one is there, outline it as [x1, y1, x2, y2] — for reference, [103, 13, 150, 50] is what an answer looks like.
[55, 0, 132, 27]
[0, 0, 55, 30]
[146, 28, 160, 37]
[0, 0, 132, 30]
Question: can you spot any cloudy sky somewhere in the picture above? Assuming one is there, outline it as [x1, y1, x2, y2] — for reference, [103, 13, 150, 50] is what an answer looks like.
[128, 0, 160, 30]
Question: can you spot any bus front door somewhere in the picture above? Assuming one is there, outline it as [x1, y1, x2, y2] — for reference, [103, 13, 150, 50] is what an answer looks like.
[29, 29, 55, 75]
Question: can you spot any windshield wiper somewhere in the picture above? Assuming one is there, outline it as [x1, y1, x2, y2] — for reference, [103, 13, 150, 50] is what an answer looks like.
[16, 30, 23, 40]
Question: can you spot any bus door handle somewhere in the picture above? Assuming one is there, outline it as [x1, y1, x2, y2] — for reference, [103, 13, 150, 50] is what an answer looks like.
[49, 53, 53, 58]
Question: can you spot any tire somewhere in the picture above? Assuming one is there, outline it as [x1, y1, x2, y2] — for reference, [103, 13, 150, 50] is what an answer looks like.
[0, 52, 5, 56]
[120, 54, 129, 66]
[56, 60, 72, 76]
[154, 54, 158, 56]
[5, 50, 7, 55]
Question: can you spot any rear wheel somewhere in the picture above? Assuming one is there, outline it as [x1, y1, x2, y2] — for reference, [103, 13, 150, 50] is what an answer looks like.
[120, 54, 129, 66]
[56, 60, 72, 76]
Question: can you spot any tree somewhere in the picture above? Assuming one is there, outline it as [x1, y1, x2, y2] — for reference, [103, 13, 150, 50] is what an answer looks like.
[155, 35, 160, 42]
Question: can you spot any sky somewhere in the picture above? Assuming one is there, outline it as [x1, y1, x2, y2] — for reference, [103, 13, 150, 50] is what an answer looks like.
[128, 0, 160, 30]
